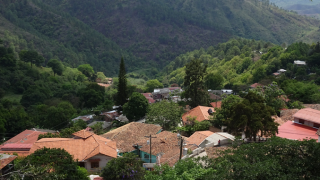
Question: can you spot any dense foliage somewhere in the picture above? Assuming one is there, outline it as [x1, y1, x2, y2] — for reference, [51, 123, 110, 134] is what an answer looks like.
[123, 92, 149, 121]
[12, 147, 89, 180]
[102, 153, 146, 180]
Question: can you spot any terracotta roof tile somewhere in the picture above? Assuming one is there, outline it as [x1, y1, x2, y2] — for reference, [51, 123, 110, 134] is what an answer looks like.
[182, 106, 214, 123]
[0, 154, 17, 169]
[160, 144, 197, 166]
[293, 108, 320, 124]
[72, 130, 94, 139]
[205, 146, 231, 159]
[209, 93, 222, 100]
[187, 131, 214, 146]
[30, 130, 117, 161]
[210, 101, 222, 108]
[100, 122, 162, 153]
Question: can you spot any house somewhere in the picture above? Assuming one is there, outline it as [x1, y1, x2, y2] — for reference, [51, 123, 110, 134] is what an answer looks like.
[0, 129, 57, 156]
[0, 153, 16, 175]
[153, 88, 170, 101]
[100, 122, 162, 154]
[30, 130, 117, 171]
[293, 108, 320, 128]
[141, 93, 156, 104]
[100, 111, 119, 122]
[276, 108, 320, 140]
[182, 106, 214, 125]
[278, 69, 287, 74]
[97, 83, 111, 88]
[221, 89, 233, 95]
[136, 131, 197, 166]
[210, 101, 222, 109]
[72, 114, 95, 124]
[273, 73, 280, 76]
[187, 131, 214, 148]
[209, 93, 222, 101]
[117, 115, 129, 123]
[187, 131, 234, 148]
[250, 83, 263, 89]
[294, 60, 306, 66]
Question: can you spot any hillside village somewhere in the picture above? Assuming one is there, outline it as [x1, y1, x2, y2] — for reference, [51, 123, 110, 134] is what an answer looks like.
[2, 0, 320, 179]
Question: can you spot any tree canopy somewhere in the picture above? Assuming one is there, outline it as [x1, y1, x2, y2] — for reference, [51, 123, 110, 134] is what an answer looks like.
[146, 100, 183, 130]
[123, 92, 149, 121]
[47, 59, 64, 76]
[145, 79, 164, 92]
[117, 57, 128, 106]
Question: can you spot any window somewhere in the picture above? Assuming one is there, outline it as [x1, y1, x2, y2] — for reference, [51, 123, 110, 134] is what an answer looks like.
[314, 123, 320, 128]
[91, 162, 99, 168]
[299, 119, 304, 124]
[144, 153, 149, 159]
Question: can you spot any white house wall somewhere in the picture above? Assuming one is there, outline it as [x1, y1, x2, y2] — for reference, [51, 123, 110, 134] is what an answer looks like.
[84, 155, 113, 171]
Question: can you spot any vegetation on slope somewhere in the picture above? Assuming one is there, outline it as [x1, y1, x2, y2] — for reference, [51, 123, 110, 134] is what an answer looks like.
[31, 0, 320, 69]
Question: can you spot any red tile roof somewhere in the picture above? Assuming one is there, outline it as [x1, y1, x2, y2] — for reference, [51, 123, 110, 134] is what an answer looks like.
[182, 106, 214, 123]
[293, 108, 320, 124]
[187, 131, 214, 146]
[30, 130, 117, 161]
[277, 121, 318, 140]
[0, 154, 17, 170]
[210, 101, 222, 108]
[100, 122, 162, 153]
[142, 93, 155, 104]
[0, 129, 50, 156]
[250, 83, 263, 88]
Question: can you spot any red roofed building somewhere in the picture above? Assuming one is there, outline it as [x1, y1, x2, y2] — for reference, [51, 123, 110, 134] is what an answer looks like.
[277, 121, 318, 140]
[187, 131, 214, 147]
[0, 129, 56, 156]
[30, 130, 117, 172]
[250, 83, 263, 89]
[182, 106, 214, 125]
[276, 108, 320, 141]
[210, 101, 222, 108]
[141, 93, 156, 104]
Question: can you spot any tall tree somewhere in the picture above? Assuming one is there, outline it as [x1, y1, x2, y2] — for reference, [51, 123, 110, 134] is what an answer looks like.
[117, 57, 127, 106]
[184, 59, 209, 108]
[226, 91, 278, 140]
[47, 59, 64, 76]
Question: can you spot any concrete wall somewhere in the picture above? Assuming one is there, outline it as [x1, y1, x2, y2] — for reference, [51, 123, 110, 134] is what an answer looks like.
[84, 155, 113, 172]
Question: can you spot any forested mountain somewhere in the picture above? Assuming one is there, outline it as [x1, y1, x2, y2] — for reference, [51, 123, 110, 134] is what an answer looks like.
[270, 0, 320, 18]
[39, 0, 320, 68]
[0, 0, 150, 76]
[1, 0, 320, 77]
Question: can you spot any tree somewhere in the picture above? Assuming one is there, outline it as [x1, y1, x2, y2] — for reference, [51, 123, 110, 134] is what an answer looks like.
[212, 137, 320, 179]
[226, 92, 278, 140]
[250, 82, 287, 113]
[77, 64, 95, 80]
[12, 147, 89, 180]
[19, 50, 44, 68]
[145, 79, 164, 92]
[205, 73, 224, 90]
[117, 57, 127, 106]
[102, 153, 145, 180]
[184, 59, 209, 108]
[252, 66, 266, 83]
[146, 101, 183, 130]
[123, 92, 149, 121]
[20, 85, 51, 107]
[282, 80, 320, 103]
[45, 101, 76, 130]
[90, 122, 104, 135]
[78, 83, 105, 108]
[177, 116, 211, 136]
[47, 59, 64, 76]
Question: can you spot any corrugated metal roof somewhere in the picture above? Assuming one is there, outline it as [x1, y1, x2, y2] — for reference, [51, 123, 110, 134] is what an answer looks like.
[277, 121, 318, 140]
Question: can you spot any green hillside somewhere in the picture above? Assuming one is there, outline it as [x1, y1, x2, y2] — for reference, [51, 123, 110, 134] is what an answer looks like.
[270, 0, 320, 7]
[0, 0, 151, 76]
[32, 0, 320, 68]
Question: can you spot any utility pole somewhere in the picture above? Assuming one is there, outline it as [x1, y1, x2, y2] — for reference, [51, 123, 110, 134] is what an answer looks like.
[179, 136, 183, 160]
[145, 134, 157, 163]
